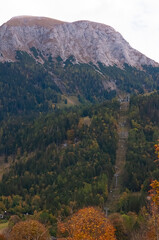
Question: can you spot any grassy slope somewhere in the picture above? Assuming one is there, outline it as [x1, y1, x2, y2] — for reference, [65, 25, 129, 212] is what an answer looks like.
[0, 221, 8, 233]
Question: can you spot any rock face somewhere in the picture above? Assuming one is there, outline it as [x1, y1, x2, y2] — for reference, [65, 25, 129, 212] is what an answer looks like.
[0, 16, 158, 67]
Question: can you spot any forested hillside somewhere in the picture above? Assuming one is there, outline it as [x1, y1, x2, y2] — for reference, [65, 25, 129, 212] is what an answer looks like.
[124, 92, 159, 190]
[1, 50, 159, 122]
[1, 15, 159, 239]
[0, 89, 159, 238]
[0, 99, 119, 216]
[118, 92, 159, 213]
[0, 48, 159, 238]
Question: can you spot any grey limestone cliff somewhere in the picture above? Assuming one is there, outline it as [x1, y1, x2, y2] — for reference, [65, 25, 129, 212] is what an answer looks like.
[0, 16, 158, 68]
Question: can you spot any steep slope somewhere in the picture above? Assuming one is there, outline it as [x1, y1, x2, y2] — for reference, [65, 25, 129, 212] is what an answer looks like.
[106, 94, 129, 213]
[0, 17, 159, 230]
[0, 16, 158, 68]
[0, 100, 119, 215]
[0, 16, 159, 122]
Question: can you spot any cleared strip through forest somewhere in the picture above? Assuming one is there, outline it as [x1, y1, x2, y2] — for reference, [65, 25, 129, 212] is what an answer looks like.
[105, 95, 129, 215]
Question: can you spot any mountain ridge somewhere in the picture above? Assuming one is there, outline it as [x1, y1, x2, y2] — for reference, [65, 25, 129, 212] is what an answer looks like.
[0, 16, 158, 68]
[0, 16, 159, 121]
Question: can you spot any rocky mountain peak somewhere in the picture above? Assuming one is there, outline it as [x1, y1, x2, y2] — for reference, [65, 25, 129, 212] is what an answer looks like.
[0, 16, 158, 68]
[5, 16, 65, 28]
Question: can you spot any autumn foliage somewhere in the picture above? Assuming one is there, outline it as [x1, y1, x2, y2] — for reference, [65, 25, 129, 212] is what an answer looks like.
[148, 142, 159, 207]
[154, 140, 159, 166]
[9, 219, 50, 240]
[0, 234, 6, 240]
[58, 207, 116, 240]
[149, 180, 159, 206]
[145, 142, 159, 240]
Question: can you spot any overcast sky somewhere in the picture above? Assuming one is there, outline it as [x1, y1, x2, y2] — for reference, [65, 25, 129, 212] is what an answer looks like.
[1, 0, 159, 62]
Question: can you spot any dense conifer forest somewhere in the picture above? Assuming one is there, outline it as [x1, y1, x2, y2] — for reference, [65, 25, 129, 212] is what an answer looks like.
[0, 100, 119, 215]
[0, 52, 159, 238]
[0, 92, 159, 238]
[123, 92, 159, 192]
[1, 50, 159, 122]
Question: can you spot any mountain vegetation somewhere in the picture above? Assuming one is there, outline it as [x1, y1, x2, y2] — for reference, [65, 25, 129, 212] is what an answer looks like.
[57, 206, 116, 239]
[118, 92, 159, 214]
[123, 92, 159, 192]
[0, 99, 119, 215]
[0, 52, 159, 238]
[0, 91, 159, 239]
[9, 219, 50, 240]
[1, 50, 159, 123]
[0, 16, 159, 239]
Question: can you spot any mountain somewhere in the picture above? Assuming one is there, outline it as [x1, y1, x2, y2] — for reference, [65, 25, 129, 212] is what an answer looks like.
[0, 16, 158, 68]
[0, 16, 159, 122]
[0, 17, 159, 237]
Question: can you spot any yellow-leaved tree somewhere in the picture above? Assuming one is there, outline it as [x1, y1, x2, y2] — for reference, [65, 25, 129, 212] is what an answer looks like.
[9, 219, 50, 240]
[58, 206, 116, 240]
[146, 141, 159, 240]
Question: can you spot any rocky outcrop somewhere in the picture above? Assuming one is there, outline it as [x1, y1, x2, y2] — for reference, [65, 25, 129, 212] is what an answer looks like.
[0, 16, 158, 68]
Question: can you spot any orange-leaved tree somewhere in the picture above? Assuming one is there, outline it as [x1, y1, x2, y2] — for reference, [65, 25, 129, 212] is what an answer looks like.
[154, 140, 159, 166]
[146, 179, 159, 240]
[0, 234, 6, 240]
[9, 219, 50, 240]
[149, 180, 159, 206]
[149, 140, 159, 207]
[58, 206, 116, 240]
[146, 141, 159, 240]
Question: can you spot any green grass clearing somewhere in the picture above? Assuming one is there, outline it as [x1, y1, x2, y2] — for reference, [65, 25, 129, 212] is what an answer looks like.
[0, 221, 8, 231]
